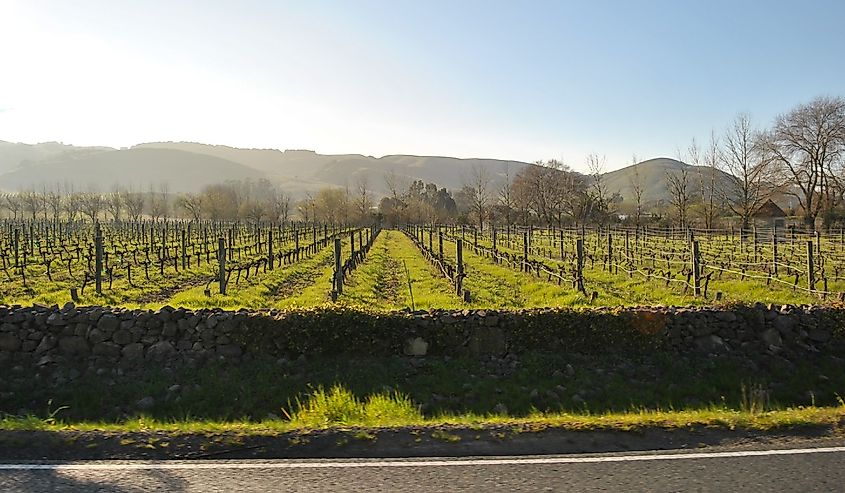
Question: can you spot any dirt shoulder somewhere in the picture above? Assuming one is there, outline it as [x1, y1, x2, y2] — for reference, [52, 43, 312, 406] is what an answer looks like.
[1, 424, 843, 461]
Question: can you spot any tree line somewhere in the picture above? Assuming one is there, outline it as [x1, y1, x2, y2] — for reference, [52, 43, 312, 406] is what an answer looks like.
[653, 95, 845, 231]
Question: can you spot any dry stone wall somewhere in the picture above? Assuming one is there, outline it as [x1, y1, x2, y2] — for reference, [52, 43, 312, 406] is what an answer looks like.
[0, 303, 842, 371]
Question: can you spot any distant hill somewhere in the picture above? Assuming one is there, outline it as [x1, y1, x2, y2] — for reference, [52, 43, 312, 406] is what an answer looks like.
[0, 140, 112, 175]
[0, 141, 741, 203]
[0, 146, 264, 193]
[134, 142, 531, 195]
[603, 157, 735, 205]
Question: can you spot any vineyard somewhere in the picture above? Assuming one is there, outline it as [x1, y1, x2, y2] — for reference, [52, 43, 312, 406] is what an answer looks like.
[0, 220, 843, 310]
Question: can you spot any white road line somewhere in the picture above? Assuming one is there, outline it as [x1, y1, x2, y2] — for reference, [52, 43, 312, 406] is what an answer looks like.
[1, 446, 845, 470]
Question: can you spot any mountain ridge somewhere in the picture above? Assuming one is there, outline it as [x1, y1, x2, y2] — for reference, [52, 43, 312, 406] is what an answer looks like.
[0, 140, 726, 204]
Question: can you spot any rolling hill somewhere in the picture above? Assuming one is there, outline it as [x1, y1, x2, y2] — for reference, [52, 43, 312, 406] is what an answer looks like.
[0, 146, 265, 193]
[126, 142, 531, 195]
[602, 157, 735, 205]
[0, 141, 741, 205]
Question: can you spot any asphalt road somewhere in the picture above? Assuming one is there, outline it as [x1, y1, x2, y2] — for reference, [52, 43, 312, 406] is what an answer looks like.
[2, 446, 844, 492]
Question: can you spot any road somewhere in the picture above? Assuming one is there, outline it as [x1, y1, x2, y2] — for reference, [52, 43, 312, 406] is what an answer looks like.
[1, 446, 844, 492]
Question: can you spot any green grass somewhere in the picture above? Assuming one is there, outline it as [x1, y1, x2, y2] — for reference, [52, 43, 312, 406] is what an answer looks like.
[433, 233, 826, 309]
[340, 231, 463, 310]
[283, 384, 422, 428]
[2, 394, 844, 435]
[2, 229, 840, 310]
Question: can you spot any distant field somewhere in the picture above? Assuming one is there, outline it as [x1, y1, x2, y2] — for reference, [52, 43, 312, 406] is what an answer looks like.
[0, 220, 839, 310]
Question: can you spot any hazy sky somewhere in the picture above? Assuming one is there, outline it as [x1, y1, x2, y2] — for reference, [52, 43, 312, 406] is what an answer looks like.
[1, 0, 843, 171]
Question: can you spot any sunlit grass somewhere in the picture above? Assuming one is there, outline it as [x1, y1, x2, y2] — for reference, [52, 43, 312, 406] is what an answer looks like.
[2, 396, 842, 435]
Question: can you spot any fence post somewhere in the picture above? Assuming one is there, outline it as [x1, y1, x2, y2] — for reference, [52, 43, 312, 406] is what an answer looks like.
[438, 230, 444, 259]
[334, 238, 343, 295]
[13, 228, 19, 269]
[95, 223, 103, 294]
[576, 238, 585, 293]
[606, 233, 613, 271]
[218, 237, 226, 295]
[560, 230, 565, 260]
[492, 228, 497, 253]
[692, 240, 701, 297]
[807, 240, 815, 292]
[772, 225, 778, 276]
[268, 230, 274, 270]
[456, 239, 464, 295]
[523, 231, 529, 271]
[181, 229, 187, 270]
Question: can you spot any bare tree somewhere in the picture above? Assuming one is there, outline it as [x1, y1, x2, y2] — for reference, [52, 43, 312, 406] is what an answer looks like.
[586, 153, 615, 224]
[297, 192, 316, 223]
[465, 165, 491, 230]
[719, 114, 773, 230]
[498, 162, 515, 229]
[628, 154, 645, 226]
[2, 193, 22, 220]
[665, 167, 691, 228]
[699, 130, 721, 229]
[148, 183, 170, 222]
[269, 189, 291, 224]
[20, 190, 43, 220]
[355, 176, 373, 223]
[105, 190, 124, 222]
[178, 193, 204, 221]
[763, 96, 845, 230]
[240, 200, 266, 223]
[63, 193, 83, 222]
[43, 187, 62, 222]
[123, 189, 146, 222]
[80, 193, 104, 222]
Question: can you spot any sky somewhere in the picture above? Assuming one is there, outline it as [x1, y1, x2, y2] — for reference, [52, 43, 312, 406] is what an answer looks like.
[0, 0, 843, 172]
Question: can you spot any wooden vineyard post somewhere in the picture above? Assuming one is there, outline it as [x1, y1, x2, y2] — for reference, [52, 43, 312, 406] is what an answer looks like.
[816, 230, 821, 257]
[523, 231, 529, 271]
[560, 230, 565, 260]
[13, 228, 19, 269]
[606, 233, 613, 271]
[753, 226, 758, 263]
[807, 240, 814, 292]
[428, 228, 433, 253]
[268, 230, 274, 270]
[692, 240, 701, 297]
[295, 232, 300, 261]
[772, 226, 778, 276]
[473, 229, 478, 248]
[456, 239, 464, 295]
[492, 229, 497, 254]
[576, 238, 585, 293]
[218, 237, 227, 295]
[438, 231, 444, 260]
[95, 223, 103, 295]
[333, 238, 343, 297]
[181, 229, 187, 270]
[350, 230, 356, 258]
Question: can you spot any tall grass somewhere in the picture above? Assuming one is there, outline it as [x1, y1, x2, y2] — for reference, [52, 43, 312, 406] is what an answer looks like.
[284, 385, 422, 428]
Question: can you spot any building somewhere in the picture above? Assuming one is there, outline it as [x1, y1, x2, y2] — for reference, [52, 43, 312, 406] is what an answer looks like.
[752, 199, 787, 228]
